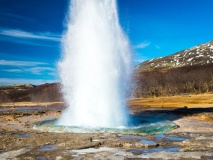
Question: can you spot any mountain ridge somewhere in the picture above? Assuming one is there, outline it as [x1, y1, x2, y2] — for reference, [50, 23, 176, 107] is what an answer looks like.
[136, 40, 213, 72]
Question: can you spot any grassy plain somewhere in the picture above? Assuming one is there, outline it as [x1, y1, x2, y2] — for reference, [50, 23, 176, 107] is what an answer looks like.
[1, 93, 213, 109]
[128, 93, 213, 108]
[0, 102, 64, 107]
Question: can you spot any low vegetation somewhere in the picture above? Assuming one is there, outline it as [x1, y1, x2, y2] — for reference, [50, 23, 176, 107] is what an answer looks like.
[133, 63, 213, 97]
[1, 65, 213, 103]
[0, 83, 62, 103]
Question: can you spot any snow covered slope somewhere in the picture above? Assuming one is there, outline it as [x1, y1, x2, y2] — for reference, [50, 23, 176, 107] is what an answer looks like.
[137, 40, 213, 72]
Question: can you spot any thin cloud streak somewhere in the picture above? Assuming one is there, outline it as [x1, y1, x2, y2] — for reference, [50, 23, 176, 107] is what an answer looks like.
[0, 28, 61, 42]
[27, 67, 55, 74]
[0, 60, 47, 66]
[0, 36, 60, 47]
[134, 41, 150, 49]
[3, 67, 55, 75]
[3, 69, 23, 73]
[0, 13, 44, 27]
[0, 78, 57, 85]
[0, 60, 57, 78]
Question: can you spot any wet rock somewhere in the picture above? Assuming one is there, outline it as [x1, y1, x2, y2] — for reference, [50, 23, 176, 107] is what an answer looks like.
[134, 142, 143, 148]
[37, 144, 57, 151]
[99, 136, 106, 139]
[35, 155, 48, 160]
[139, 139, 159, 148]
[179, 135, 213, 152]
[0, 104, 213, 159]
[116, 143, 123, 147]
[89, 138, 92, 142]
[0, 148, 4, 153]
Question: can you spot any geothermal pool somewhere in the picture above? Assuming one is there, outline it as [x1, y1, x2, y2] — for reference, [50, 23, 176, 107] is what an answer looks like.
[53, 0, 177, 133]
[35, 115, 177, 134]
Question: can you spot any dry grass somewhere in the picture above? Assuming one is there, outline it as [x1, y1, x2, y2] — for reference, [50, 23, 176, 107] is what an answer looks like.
[1, 94, 213, 109]
[128, 93, 213, 108]
[0, 102, 64, 107]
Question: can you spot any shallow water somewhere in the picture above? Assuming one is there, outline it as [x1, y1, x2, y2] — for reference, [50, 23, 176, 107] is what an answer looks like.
[13, 133, 30, 138]
[35, 115, 178, 134]
[139, 139, 156, 145]
[37, 145, 57, 151]
[155, 134, 187, 141]
[128, 147, 180, 154]
[35, 155, 48, 160]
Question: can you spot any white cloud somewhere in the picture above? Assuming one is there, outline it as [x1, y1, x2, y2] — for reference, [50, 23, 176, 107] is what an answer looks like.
[27, 67, 55, 75]
[0, 60, 57, 76]
[134, 41, 150, 49]
[3, 69, 23, 73]
[0, 60, 47, 66]
[0, 28, 61, 46]
[0, 78, 57, 86]
[3, 67, 55, 75]
[0, 28, 61, 42]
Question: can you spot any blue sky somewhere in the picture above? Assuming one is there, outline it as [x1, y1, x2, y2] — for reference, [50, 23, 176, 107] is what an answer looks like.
[0, 0, 213, 85]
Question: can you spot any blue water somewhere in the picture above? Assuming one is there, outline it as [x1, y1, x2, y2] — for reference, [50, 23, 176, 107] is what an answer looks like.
[140, 139, 156, 145]
[13, 133, 30, 138]
[128, 147, 180, 154]
[35, 115, 178, 134]
[37, 144, 57, 151]
[155, 134, 187, 141]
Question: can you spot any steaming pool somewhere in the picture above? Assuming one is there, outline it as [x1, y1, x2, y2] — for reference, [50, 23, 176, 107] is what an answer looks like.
[34, 115, 178, 134]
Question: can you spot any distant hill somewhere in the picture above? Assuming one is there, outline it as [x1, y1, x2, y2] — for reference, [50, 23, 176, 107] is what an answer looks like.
[133, 40, 213, 97]
[0, 83, 62, 103]
[136, 40, 213, 72]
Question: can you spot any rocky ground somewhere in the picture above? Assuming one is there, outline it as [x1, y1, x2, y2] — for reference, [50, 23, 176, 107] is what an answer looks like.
[0, 104, 212, 160]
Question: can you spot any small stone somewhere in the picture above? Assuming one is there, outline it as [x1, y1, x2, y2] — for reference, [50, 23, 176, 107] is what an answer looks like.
[123, 142, 132, 148]
[56, 156, 63, 160]
[89, 138, 93, 142]
[134, 142, 142, 148]
[117, 143, 123, 147]
[195, 136, 206, 140]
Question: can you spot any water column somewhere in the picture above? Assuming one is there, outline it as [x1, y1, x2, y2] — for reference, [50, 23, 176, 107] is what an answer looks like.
[57, 0, 132, 128]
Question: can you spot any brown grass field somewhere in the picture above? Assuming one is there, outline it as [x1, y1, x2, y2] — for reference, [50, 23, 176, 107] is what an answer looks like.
[1, 93, 213, 109]
[128, 93, 213, 108]
[0, 102, 64, 107]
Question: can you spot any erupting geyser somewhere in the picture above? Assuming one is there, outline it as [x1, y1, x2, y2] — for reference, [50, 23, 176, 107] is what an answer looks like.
[57, 0, 132, 128]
